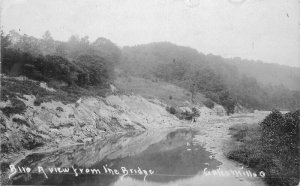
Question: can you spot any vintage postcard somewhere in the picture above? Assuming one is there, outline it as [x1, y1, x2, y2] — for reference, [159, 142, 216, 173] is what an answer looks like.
[0, 0, 299, 185]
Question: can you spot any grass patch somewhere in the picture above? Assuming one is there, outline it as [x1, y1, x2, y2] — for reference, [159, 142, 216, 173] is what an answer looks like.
[227, 110, 300, 186]
[115, 76, 206, 107]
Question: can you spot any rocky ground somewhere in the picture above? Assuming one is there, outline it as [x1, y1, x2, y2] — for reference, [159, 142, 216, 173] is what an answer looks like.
[0, 94, 183, 165]
[191, 112, 270, 186]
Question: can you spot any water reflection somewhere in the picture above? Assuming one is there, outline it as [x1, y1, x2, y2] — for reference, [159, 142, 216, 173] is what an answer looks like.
[11, 128, 221, 185]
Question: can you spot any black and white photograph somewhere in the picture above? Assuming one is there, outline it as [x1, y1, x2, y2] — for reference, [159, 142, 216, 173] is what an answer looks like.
[0, 0, 299, 185]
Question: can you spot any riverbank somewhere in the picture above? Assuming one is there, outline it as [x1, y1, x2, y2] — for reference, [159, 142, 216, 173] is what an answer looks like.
[0, 77, 186, 177]
[0, 76, 274, 186]
[1, 76, 224, 169]
[2, 110, 273, 186]
[192, 112, 269, 186]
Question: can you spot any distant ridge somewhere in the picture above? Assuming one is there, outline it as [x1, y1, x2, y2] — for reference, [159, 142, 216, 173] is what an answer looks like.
[122, 42, 300, 91]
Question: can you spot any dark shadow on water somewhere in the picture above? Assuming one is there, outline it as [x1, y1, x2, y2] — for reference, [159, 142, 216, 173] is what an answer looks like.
[11, 128, 221, 185]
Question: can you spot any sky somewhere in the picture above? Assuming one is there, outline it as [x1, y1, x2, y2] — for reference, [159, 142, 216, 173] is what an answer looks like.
[1, 0, 299, 67]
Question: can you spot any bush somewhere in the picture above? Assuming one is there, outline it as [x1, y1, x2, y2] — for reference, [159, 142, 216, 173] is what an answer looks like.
[219, 90, 236, 115]
[176, 108, 199, 121]
[203, 99, 214, 109]
[56, 106, 64, 112]
[166, 106, 177, 115]
[21, 133, 44, 150]
[34, 97, 43, 106]
[227, 110, 300, 186]
[191, 107, 200, 117]
[1, 77, 92, 106]
[260, 110, 299, 156]
[12, 118, 30, 127]
[0, 98, 26, 117]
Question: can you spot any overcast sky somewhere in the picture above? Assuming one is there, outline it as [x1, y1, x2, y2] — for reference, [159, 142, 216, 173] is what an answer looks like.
[1, 0, 299, 67]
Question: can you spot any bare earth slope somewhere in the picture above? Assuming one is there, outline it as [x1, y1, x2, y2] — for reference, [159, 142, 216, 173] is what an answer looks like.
[0, 87, 182, 165]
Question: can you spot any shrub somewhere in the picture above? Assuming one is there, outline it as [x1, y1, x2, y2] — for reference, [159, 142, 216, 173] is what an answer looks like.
[12, 118, 30, 127]
[34, 97, 43, 106]
[203, 99, 214, 109]
[191, 107, 200, 117]
[0, 98, 26, 117]
[21, 133, 44, 150]
[227, 110, 300, 186]
[56, 106, 64, 112]
[1, 76, 108, 107]
[260, 110, 299, 157]
[178, 108, 199, 120]
[219, 90, 236, 115]
[0, 118, 6, 133]
[166, 106, 177, 115]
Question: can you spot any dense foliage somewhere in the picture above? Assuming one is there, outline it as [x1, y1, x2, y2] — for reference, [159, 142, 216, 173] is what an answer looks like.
[259, 110, 299, 185]
[154, 60, 235, 113]
[7, 30, 121, 63]
[1, 31, 119, 89]
[75, 55, 114, 87]
[226, 58, 300, 91]
[227, 110, 300, 186]
[120, 42, 300, 112]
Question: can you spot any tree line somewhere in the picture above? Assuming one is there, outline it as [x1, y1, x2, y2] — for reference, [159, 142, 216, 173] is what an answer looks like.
[1, 32, 299, 112]
[1, 30, 121, 89]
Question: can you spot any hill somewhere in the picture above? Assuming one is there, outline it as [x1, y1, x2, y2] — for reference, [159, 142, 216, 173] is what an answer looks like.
[2, 31, 299, 112]
[119, 42, 300, 111]
[226, 58, 300, 91]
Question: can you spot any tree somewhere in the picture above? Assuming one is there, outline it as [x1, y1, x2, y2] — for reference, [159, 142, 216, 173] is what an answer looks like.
[219, 90, 236, 115]
[75, 55, 114, 87]
[8, 30, 22, 44]
[1, 31, 11, 55]
[91, 37, 121, 64]
[66, 35, 89, 59]
[80, 36, 89, 46]
[41, 30, 55, 55]
[55, 42, 67, 57]
[42, 30, 54, 41]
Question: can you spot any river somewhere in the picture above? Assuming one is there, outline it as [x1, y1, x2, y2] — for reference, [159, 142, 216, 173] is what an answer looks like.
[9, 113, 268, 186]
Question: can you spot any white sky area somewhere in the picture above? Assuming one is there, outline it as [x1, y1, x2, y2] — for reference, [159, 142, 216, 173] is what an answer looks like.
[1, 0, 299, 67]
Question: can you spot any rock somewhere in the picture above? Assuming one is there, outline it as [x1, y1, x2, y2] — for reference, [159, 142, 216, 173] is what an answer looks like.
[110, 84, 117, 93]
[40, 82, 56, 92]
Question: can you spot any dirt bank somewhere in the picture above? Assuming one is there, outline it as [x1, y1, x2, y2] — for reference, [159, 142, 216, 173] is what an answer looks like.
[0, 93, 183, 165]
